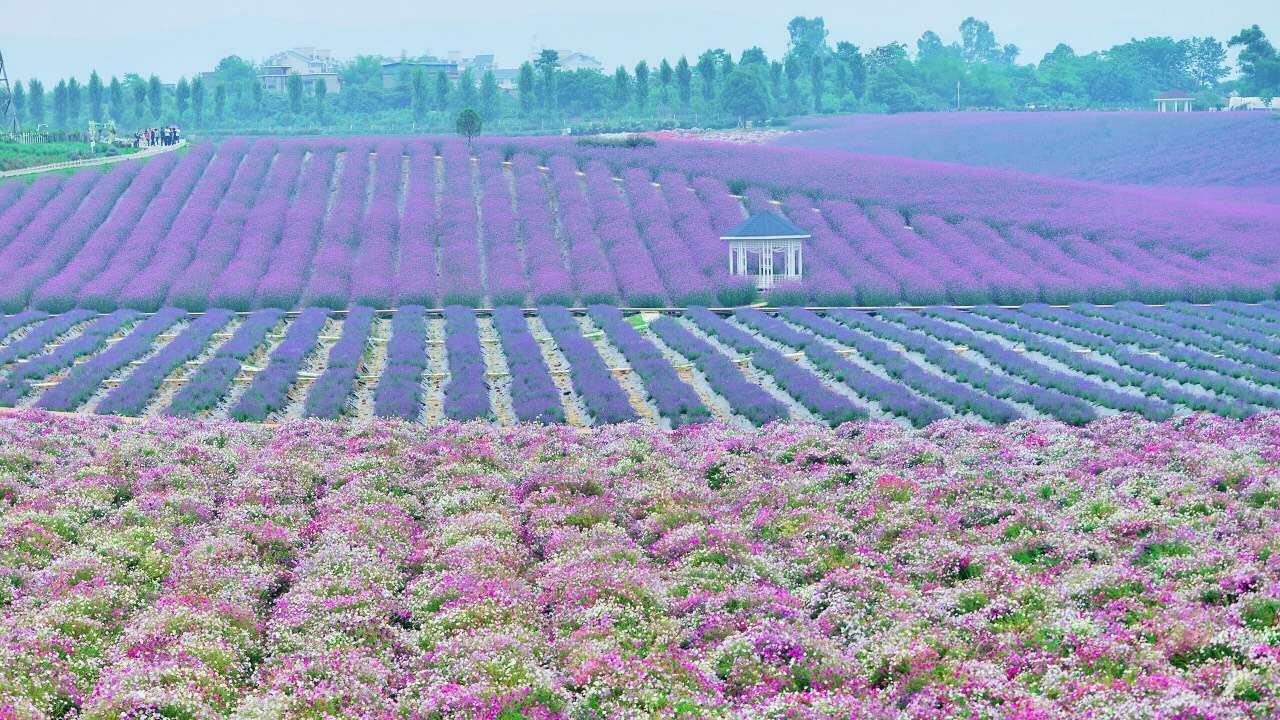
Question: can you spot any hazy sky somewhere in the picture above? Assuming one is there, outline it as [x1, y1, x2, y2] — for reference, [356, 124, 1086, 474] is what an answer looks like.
[7, 0, 1278, 82]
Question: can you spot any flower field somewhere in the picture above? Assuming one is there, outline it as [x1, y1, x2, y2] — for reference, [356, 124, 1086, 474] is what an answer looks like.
[0, 302, 1277, 428]
[1, 409, 1278, 718]
[0, 134, 1277, 311]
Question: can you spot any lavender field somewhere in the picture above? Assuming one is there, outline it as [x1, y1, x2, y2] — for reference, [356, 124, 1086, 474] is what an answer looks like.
[0, 301, 1278, 428]
[0, 134, 1277, 311]
[779, 112, 1280, 189]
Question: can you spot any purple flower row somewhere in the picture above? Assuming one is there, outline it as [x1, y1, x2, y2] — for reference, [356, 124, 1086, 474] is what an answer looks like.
[36, 308, 186, 412]
[512, 155, 573, 305]
[373, 305, 428, 420]
[548, 156, 618, 304]
[583, 161, 667, 306]
[254, 148, 338, 309]
[349, 141, 405, 308]
[438, 145, 485, 306]
[393, 140, 440, 307]
[0, 308, 94, 366]
[167, 308, 284, 416]
[0, 309, 139, 405]
[649, 315, 788, 426]
[303, 306, 375, 419]
[587, 305, 709, 427]
[303, 140, 373, 309]
[1109, 302, 1280, 372]
[230, 307, 329, 421]
[538, 305, 635, 424]
[479, 152, 529, 306]
[442, 305, 491, 420]
[623, 169, 713, 306]
[492, 306, 564, 424]
[96, 309, 235, 416]
[777, 308, 954, 426]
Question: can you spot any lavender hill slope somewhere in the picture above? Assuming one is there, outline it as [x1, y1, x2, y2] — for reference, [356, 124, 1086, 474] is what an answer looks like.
[0, 134, 1276, 310]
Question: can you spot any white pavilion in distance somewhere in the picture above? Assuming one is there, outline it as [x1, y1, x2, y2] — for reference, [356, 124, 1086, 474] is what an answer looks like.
[722, 212, 810, 289]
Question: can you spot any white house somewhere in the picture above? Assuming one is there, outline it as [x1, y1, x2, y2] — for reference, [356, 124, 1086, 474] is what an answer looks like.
[258, 48, 341, 95]
[1228, 96, 1276, 111]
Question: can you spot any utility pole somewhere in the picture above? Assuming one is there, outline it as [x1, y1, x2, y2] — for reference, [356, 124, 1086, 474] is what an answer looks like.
[0, 51, 15, 134]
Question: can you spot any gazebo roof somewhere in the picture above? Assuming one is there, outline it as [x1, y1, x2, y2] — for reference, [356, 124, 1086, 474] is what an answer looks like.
[1155, 89, 1194, 100]
[721, 212, 810, 240]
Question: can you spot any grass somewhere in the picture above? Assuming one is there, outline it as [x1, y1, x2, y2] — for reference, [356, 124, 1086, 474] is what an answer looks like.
[0, 138, 139, 172]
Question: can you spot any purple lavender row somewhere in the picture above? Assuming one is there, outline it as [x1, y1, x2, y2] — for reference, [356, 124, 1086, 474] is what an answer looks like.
[373, 305, 428, 420]
[587, 305, 710, 426]
[31, 153, 181, 313]
[894, 309, 1173, 419]
[304, 306, 375, 419]
[349, 141, 404, 308]
[548, 156, 618, 304]
[1041, 305, 1280, 394]
[584, 161, 667, 306]
[0, 164, 139, 312]
[167, 308, 283, 416]
[303, 140, 372, 308]
[119, 139, 253, 310]
[512, 154, 572, 305]
[254, 148, 337, 309]
[438, 143, 485, 306]
[538, 305, 635, 423]
[0, 310, 47, 345]
[442, 305, 491, 420]
[1216, 301, 1280, 329]
[828, 308, 1099, 425]
[1176, 302, 1280, 338]
[776, 308, 957, 426]
[0, 309, 94, 366]
[621, 169, 709, 305]
[0, 172, 99, 301]
[96, 309, 234, 416]
[230, 307, 329, 421]
[393, 141, 439, 307]
[1114, 302, 1280, 361]
[910, 214, 1042, 304]
[819, 200, 912, 305]
[0, 180, 23, 216]
[649, 316, 788, 426]
[0, 175, 62, 255]
[0, 309, 138, 406]
[37, 308, 186, 412]
[79, 145, 218, 310]
[491, 306, 564, 423]
[939, 307, 1251, 418]
[657, 170, 727, 284]
[685, 306, 864, 426]
[478, 153, 528, 305]
[772, 196, 862, 306]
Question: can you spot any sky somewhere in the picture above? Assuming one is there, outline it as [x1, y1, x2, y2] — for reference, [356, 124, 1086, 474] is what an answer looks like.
[5, 0, 1278, 83]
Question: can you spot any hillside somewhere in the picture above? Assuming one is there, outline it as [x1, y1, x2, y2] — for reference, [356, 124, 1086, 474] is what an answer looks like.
[0, 134, 1276, 311]
[779, 112, 1280, 188]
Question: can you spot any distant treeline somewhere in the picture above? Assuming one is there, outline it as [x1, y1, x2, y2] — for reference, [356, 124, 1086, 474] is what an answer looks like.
[4, 17, 1279, 135]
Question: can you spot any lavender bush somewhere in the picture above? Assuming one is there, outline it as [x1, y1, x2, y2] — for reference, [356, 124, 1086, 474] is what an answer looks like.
[96, 309, 234, 416]
[230, 307, 329, 421]
[166, 308, 283, 416]
[588, 305, 709, 426]
[539, 305, 636, 424]
[442, 305, 491, 420]
[373, 305, 428, 420]
[303, 306, 375, 419]
[492, 305, 564, 423]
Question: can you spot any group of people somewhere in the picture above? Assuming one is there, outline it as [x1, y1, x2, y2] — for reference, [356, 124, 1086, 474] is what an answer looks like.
[134, 126, 181, 148]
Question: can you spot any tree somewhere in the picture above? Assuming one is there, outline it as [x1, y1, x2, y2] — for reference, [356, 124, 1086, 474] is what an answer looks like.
[480, 70, 499, 120]
[314, 80, 326, 120]
[786, 16, 829, 68]
[28, 79, 43, 124]
[634, 61, 649, 111]
[1229, 26, 1280, 98]
[456, 69, 478, 110]
[191, 76, 205, 125]
[130, 76, 147, 122]
[53, 80, 68, 128]
[1188, 37, 1229, 87]
[107, 76, 123, 123]
[455, 108, 481, 150]
[252, 82, 263, 116]
[435, 71, 450, 111]
[835, 41, 866, 98]
[518, 62, 535, 115]
[175, 78, 190, 118]
[214, 84, 226, 119]
[613, 66, 631, 109]
[658, 59, 673, 106]
[769, 61, 784, 99]
[675, 56, 692, 107]
[411, 70, 428, 123]
[67, 78, 82, 125]
[11, 81, 24, 125]
[696, 51, 717, 101]
[810, 55, 825, 112]
[535, 49, 560, 111]
[88, 71, 103, 122]
[784, 56, 803, 112]
[148, 75, 162, 120]
[960, 17, 999, 64]
[287, 73, 303, 113]
[740, 46, 768, 66]
[721, 68, 770, 121]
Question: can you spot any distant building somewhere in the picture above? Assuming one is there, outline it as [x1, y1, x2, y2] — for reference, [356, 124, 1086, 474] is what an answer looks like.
[1228, 96, 1276, 111]
[1154, 90, 1194, 112]
[493, 67, 521, 92]
[258, 47, 341, 95]
[464, 54, 496, 72]
[559, 51, 603, 72]
[381, 60, 460, 90]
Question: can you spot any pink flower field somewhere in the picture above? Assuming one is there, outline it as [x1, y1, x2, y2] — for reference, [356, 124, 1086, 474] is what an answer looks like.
[1, 409, 1278, 718]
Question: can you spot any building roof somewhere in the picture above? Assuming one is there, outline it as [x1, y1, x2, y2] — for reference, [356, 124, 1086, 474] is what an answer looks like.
[1155, 89, 1194, 100]
[721, 212, 810, 240]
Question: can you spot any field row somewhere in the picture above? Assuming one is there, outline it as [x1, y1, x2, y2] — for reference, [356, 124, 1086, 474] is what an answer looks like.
[0, 135, 1276, 314]
[0, 301, 1279, 427]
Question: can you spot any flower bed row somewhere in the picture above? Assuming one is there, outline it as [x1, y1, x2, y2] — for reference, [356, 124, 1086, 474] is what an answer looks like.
[303, 306, 375, 419]
[492, 305, 565, 423]
[587, 305, 710, 427]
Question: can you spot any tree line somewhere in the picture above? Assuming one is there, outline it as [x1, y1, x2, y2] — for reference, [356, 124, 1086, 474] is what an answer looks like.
[4, 17, 1279, 136]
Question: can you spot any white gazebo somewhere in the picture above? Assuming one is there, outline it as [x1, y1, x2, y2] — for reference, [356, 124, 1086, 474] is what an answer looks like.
[1154, 89, 1194, 112]
[722, 212, 810, 290]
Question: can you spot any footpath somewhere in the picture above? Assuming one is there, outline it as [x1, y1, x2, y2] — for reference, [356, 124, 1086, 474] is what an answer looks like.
[0, 140, 187, 179]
